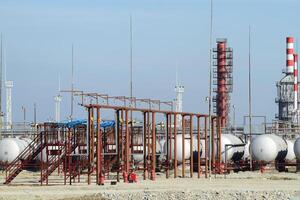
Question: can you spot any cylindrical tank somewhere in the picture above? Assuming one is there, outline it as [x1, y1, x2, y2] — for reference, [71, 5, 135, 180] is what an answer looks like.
[193, 138, 216, 159]
[285, 139, 296, 161]
[192, 136, 203, 163]
[171, 134, 191, 162]
[0, 137, 31, 163]
[221, 134, 244, 162]
[294, 137, 300, 160]
[250, 134, 288, 162]
[132, 139, 164, 163]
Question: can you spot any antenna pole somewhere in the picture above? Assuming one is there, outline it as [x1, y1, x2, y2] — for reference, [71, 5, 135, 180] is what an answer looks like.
[58, 73, 61, 93]
[208, 0, 213, 180]
[71, 45, 74, 121]
[248, 26, 253, 171]
[130, 15, 133, 122]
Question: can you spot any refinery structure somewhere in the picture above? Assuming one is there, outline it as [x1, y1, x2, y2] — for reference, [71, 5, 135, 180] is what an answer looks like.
[0, 5, 300, 200]
[0, 35, 299, 188]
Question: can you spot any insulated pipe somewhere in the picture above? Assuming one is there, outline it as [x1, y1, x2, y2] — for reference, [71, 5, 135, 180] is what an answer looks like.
[294, 53, 298, 110]
[287, 37, 294, 74]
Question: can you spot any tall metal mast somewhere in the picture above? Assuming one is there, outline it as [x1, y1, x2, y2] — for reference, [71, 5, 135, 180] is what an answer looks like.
[70, 45, 74, 121]
[248, 26, 253, 170]
[130, 15, 133, 113]
[208, 0, 213, 179]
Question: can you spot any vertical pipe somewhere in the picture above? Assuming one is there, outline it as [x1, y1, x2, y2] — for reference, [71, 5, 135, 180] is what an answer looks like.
[88, 108, 94, 185]
[125, 110, 130, 175]
[46, 132, 49, 185]
[169, 114, 172, 171]
[143, 112, 147, 180]
[40, 130, 43, 186]
[174, 113, 177, 178]
[116, 110, 120, 182]
[68, 129, 72, 185]
[121, 110, 124, 173]
[211, 117, 215, 174]
[151, 112, 156, 181]
[182, 115, 185, 178]
[197, 117, 201, 178]
[166, 113, 169, 178]
[205, 116, 208, 178]
[147, 112, 151, 179]
[96, 108, 101, 185]
[64, 130, 67, 185]
[189, 115, 193, 178]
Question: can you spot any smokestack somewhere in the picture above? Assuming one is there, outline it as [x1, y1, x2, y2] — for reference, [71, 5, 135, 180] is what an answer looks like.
[294, 53, 298, 110]
[286, 37, 294, 74]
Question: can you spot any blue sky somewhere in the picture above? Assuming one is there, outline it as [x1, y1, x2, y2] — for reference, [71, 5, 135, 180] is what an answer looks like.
[0, 0, 299, 124]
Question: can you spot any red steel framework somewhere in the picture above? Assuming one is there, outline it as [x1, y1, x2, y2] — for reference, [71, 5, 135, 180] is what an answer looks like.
[213, 38, 233, 128]
[4, 94, 222, 185]
[85, 103, 222, 185]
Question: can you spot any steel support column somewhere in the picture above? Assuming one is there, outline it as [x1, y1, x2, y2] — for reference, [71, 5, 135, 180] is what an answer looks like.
[205, 116, 208, 178]
[96, 108, 103, 185]
[174, 113, 177, 178]
[151, 112, 156, 181]
[189, 115, 193, 178]
[143, 111, 147, 180]
[197, 117, 201, 178]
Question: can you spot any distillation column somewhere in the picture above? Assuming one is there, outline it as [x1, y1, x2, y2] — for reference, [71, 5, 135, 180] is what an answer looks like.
[213, 39, 233, 128]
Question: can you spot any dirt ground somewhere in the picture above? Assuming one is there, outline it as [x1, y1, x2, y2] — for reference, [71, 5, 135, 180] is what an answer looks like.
[0, 170, 300, 200]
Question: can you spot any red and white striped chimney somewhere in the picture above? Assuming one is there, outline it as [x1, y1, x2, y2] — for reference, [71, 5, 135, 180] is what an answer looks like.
[294, 53, 298, 110]
[287, 37, 294, 74]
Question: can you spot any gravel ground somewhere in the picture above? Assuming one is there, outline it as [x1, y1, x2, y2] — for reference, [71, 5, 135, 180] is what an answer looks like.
[0, 170, 300, 200]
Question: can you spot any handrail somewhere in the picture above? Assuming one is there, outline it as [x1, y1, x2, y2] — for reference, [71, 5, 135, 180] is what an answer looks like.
[6, 134, 42, 171]
[5, 134, 44, 184]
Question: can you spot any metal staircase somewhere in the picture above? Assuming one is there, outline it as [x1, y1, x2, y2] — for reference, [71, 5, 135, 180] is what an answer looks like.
[39, 145, 66, 183]
[4, 133, 45, 184]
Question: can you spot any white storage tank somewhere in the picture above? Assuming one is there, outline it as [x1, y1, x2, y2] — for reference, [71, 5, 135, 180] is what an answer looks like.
[285, 139, 296, 161]
[192, 136, 210, 162]
[171, 134, 191, 162]
[132, 139, 164, 163]
[250, 134, 288, 162]
[221, 134, 244, 162]
[294, 137, 300, 160]
[0, 137, 32, 163]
